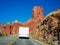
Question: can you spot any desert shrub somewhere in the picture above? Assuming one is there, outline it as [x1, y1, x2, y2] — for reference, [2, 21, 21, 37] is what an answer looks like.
[0, 32, 7, 37]
[48, 40, 54, 45]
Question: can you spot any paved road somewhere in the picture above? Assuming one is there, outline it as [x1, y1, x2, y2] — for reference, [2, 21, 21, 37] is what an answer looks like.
[13, 38, 44, 45]
[0, 35, 45, 45]
[0, 35, 18, 45]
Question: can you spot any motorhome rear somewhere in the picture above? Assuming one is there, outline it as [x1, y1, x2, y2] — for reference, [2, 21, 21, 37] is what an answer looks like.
[19, 27, 29, 39]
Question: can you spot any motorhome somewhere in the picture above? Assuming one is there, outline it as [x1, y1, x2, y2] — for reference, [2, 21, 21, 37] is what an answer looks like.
[19, 27, 29, 39]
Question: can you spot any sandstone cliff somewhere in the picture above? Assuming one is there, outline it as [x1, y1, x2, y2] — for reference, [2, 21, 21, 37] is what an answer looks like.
[30, 9, 60, 44]
[24, 6, 44, 31]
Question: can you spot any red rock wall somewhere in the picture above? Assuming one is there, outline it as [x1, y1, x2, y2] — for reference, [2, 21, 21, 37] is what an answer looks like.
[0, 6, 44, 35]
[24, 6, 44, 31]
[3, 24, 11, 35]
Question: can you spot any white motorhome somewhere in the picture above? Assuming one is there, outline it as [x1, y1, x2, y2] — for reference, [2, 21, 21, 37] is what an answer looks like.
[19, 27, 29, 39]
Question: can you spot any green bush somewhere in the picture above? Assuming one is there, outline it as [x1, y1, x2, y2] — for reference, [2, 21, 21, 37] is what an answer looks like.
[0, 32, 7, 37]
[48, 40, 54, 45]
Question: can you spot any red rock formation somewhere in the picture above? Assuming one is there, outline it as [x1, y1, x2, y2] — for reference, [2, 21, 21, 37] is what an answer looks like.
[24, 6, 44, 31]
[0, 6, 44, 35]
[3, 23, 11, 35]
[30, 9, 60, 44]
[0, 24, 5, 33]
[11, 20, 22, 34]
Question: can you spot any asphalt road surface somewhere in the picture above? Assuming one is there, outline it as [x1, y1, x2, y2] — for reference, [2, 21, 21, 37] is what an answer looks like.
[0, 35, 44, 45]
[0, 34, 18, 45]
[13, 38, 44, 45]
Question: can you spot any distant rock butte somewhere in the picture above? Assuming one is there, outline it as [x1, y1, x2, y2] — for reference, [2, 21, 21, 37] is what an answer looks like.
[0, 6, 44, 35]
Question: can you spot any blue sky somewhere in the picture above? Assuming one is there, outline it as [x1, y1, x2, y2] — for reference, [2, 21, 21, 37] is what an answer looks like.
[0, 0, 60, 24]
